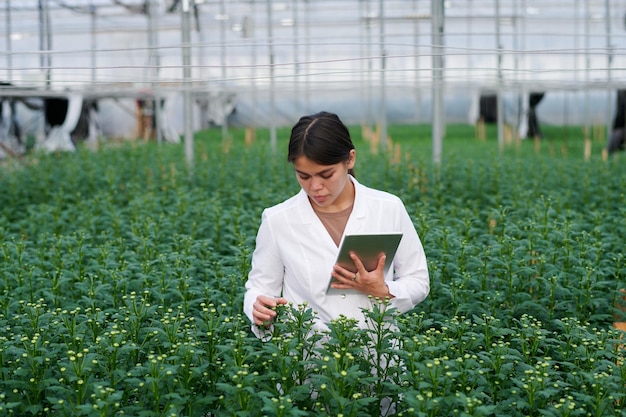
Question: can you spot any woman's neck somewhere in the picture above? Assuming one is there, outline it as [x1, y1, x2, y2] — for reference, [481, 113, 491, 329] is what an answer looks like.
[312, 179, 355, 214]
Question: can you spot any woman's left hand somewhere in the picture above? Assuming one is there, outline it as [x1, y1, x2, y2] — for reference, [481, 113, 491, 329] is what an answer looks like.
[331, 252, 393, 299]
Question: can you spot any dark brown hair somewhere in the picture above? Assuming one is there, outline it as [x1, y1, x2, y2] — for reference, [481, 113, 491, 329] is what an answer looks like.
[287, 111, 355, 176]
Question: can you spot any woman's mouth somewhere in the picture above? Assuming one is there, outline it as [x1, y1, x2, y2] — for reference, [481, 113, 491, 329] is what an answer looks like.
[313, 195, 328, 204]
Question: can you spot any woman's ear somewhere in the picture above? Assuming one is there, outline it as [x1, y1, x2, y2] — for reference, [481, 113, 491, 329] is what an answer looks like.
[347, 149, 356, 168]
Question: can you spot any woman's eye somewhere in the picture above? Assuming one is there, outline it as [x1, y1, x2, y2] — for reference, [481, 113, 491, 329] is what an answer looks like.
[321, 173, 333, 179]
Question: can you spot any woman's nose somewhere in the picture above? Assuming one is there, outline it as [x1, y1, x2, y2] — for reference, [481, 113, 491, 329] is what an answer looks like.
[311, 177, 323, 190]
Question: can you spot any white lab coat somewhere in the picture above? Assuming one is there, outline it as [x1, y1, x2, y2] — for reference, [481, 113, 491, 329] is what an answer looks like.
[243, 176, 430, 338]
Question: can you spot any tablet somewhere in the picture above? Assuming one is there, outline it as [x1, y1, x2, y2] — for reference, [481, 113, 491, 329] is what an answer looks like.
[326, 233, 402, 295]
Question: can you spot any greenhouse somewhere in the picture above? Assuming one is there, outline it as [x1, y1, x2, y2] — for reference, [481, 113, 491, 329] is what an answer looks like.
[1, 1, 626, 416]
[2, 1, 626, 153]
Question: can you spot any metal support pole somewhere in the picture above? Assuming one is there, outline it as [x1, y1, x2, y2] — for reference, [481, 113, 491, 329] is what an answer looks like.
[413, 0, 421, 124]
[605, 0, 612, 144]
[574, 0, 580, 121]
[584, 0, 590, 140]
[90, 1, 97, 85]
[196, 5, 208, 130]
[182, 0, 194, 167]
[219, 0, 229, 142]
[520, 0, 527, 139]
[359, 0, 366, 126]
[292, 0, 300, 115]
[304, 0, 311, 113]
[267, 0, 277, 151]
[513, 1, 520, 135]
[38, 0, 52, 87]
[148, 0, 162, 143]
[220, 0, 227, 81]
[38, 0, 51, 142]
[431, 0, 444, 164]
[39, 0, 44, 73]
[495, 0, 504, 151]
[243, 0, 259, 129]
[467, 0, 472, 86]
[365, 0, 374, 123]
[378, 0, 387, 150]
[45, 0, 52, 87]
[247, 1, 257, 127]
[6, 0, 12, 83]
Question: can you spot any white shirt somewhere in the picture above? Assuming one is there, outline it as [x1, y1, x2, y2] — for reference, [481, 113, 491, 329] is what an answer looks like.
[243, 176, 430, 338]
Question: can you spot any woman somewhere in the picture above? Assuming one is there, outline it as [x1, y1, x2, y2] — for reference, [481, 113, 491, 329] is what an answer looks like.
[243, 111, 429, 339]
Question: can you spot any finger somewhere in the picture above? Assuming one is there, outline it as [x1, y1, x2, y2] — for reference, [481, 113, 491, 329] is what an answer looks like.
[254, 298, 278, 317]
[253, 302, 281, 325]
[376, 254, 387, 272]
[349, 251, 367, 273]
[257, 295, 276, 306]
[257, 295, 288, 309]
[253, 296, 289, 325]
[254, 302, 275, 318]
[332, 265, 352, 282]
[274, 297, 289, 305]
[253, 309, 274, 326]
[330, 271, 350, 289]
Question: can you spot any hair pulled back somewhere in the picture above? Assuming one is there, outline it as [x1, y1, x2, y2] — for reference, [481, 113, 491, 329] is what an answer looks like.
[287, 111, 355, 177]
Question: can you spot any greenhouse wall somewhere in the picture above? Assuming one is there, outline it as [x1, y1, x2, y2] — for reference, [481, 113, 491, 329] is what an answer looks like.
[0, 0, 625, 140]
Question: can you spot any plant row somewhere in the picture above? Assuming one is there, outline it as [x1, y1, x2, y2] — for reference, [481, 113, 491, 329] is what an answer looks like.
[0, 126, 624, 416]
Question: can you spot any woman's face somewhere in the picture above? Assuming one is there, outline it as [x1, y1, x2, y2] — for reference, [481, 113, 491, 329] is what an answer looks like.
[293, 150, 355, 212]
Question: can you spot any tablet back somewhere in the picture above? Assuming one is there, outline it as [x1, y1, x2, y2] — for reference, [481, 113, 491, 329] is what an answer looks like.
[327, 233, 402, 295]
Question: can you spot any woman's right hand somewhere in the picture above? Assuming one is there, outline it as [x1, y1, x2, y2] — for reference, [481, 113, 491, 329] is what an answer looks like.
[252, 295, 288, 327]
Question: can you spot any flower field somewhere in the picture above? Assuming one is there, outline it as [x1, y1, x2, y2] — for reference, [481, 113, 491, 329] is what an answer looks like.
[1, 124, 626, 417]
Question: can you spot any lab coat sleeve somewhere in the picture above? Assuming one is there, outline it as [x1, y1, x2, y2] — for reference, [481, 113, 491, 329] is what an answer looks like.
[243, 209, 286, 338]
[386, 202, 430, 313]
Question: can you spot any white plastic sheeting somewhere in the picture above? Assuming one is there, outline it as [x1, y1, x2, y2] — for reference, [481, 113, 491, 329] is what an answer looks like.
[0, 0, 625, 140]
